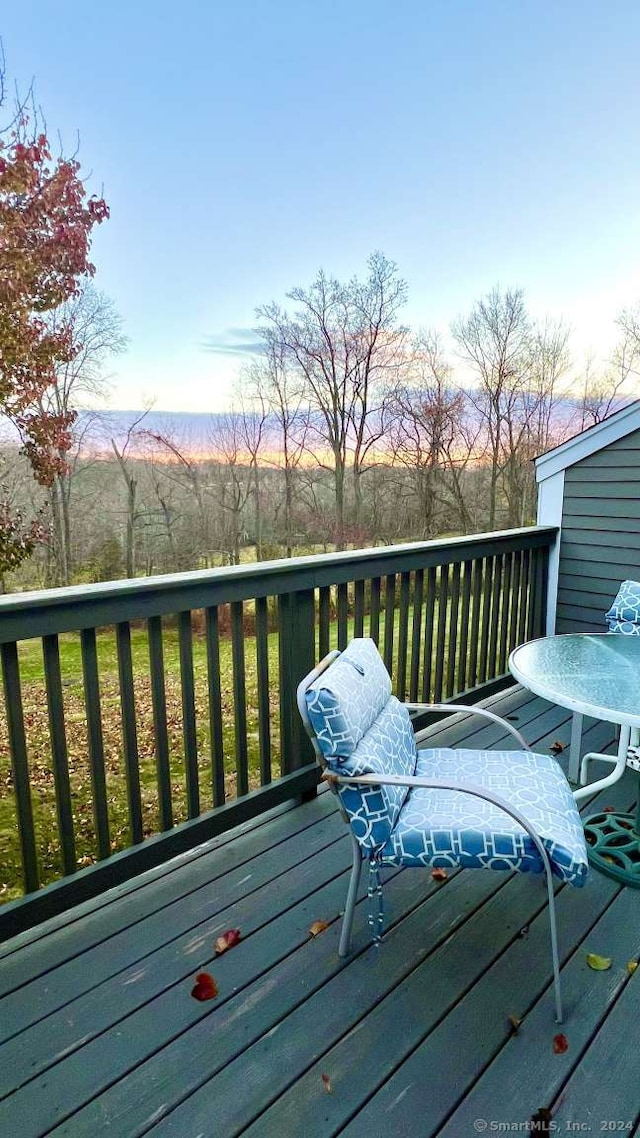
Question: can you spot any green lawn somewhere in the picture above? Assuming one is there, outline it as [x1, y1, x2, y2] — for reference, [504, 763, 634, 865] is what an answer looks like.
[0, 580, 510, 902]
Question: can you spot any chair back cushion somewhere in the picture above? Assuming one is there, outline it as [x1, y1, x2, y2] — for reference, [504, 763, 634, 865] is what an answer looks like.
[304, 638, 416, 849]
[336, 696, 417, 849]
[605, 580, 640, 635]
[305, 638, 392, 759]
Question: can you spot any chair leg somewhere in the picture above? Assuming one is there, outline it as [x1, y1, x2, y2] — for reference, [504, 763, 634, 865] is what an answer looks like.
[339, 833, 362, 958]
[543, 865, 563, 1023]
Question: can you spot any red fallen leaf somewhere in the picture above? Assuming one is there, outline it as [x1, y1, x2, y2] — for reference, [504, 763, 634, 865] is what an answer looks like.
[552, 1032, 569, 1054]
[431, 867, 449, 881]
[321, 1073, 332, 1094]
[603, 806, 615, 813]
[214, 929, 241, 956]
[191, 972, 219, 1001]
[309, 920, 330, 937]
[549, 740, 565, 755]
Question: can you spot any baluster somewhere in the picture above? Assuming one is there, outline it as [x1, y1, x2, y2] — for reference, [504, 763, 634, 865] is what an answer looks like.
[421, 566, 437, 702]
[81, 628, 112, 856]
[231, 601, 249, 797]
[498, 552, 513, 673]
[445, 562, 462, 698]
[205, 606, 225, 807]
[478, 557, 494, 684]
[255, 596, 272, 785]
[354, 579, 365, 637]
[116, 622, 143, 844]
[383, 573, 396, 675]
[179, 611, 199, 818]
[43, 634, 76, 875]
[318, 587, 331, 658]
[456, 560, 473, 693]
[337, 582, 349, 650]
[433, 564, 450, 702]
[409, 568, 424, 702]
[467, 558, 483, 689]
[1, 642, 39, 893]
[369, 577, 381, 645]
[396, 572, 411, 700]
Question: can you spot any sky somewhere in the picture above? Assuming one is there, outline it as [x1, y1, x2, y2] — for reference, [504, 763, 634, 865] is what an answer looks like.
[2, 0, 640, 411]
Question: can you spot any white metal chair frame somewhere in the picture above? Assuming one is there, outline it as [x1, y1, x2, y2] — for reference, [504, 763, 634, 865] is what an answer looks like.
[297, 650, 566, 1023]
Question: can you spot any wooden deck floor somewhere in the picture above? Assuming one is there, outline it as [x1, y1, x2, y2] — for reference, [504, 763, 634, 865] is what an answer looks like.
[1, 686, 639, 1137]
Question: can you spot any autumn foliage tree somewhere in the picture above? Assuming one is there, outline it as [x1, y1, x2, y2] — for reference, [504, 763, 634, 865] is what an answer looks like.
[0, 68, 109, 576]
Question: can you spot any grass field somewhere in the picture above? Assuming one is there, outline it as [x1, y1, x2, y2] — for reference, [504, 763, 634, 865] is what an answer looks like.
[0, 616, 380, 901]
[0, 582, 509, 903]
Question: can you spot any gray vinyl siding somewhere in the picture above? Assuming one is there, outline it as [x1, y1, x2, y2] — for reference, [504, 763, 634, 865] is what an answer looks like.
[555, 428, 640, 633]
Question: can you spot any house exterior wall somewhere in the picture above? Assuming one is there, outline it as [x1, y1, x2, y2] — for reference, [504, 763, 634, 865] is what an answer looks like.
[555, 426, 640, 633]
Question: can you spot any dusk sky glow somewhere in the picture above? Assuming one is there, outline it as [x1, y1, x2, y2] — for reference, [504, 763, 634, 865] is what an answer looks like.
[3, 0, 640, 410]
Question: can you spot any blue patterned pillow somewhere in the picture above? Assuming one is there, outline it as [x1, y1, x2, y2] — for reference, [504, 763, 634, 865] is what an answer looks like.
[305, 638, 391, 760]
[605, 580, 640, 632]
[330, 696, 417, 850]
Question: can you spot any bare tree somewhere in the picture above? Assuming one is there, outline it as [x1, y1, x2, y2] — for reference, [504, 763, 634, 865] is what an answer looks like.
[452, 287, 534, 529]
[388, 331, 463, 538]
[142, 424, 216, 567]
[256, 252, 409, 550]
[111, 409, 151, 578]
[243, 343, 311, 557]
[38, 285, 127, 584]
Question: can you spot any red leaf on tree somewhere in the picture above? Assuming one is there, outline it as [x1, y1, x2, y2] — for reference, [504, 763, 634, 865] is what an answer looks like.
[552, 1033, 569, 1054]
[214, 929, 241, 956]
[191, 972, 219, 1001]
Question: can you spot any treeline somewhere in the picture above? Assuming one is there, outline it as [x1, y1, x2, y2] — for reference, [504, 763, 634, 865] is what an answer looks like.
[4, 254, 640, 591]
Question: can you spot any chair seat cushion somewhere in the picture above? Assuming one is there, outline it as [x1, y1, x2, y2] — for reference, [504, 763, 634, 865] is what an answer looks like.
[380, 748, 588, 885]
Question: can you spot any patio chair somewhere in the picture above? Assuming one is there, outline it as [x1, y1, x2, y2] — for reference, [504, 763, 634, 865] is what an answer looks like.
[297, 638, 589, 1023]
[579, 579, 640, 789]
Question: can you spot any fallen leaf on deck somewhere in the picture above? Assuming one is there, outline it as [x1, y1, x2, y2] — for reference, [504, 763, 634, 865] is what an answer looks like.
[603, 806, 615, 813]
[507, 1014, 521, 1036]
[552, 1033, 569, 1054]
[431, 867, 449, 881]
[191, 972, 219, 1001]
[214, 929, 241, 956]
[518, 924, 530, 939]
[321, 1073, 332, 1094]
[627, 960, 638, 975]
[586, 953, 612, 971]
[549, 740, 565, 755]
[309, 920, 330, 937]
[531, 1106, 554, 1133]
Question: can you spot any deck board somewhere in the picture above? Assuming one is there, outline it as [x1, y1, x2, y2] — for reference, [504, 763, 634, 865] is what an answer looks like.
[0, 686, 638, 1137]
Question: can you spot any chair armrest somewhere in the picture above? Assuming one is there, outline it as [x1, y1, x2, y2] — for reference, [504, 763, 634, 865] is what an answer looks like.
[321, 769, 554, 875]
[403, 702, 530, 752]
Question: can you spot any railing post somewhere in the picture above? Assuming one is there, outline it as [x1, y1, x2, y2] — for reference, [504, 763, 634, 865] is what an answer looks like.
[278, 589, 317, 781]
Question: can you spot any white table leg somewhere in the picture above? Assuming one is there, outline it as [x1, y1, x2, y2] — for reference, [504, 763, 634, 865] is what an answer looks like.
[568, 712, 583, 784]
[573, 724, 631, 803]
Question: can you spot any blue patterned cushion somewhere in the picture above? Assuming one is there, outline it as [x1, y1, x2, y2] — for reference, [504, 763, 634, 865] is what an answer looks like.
[605, 580, 640, 633]
[380, 748, 588, 885]
[305, 638, 391, 760]
[329, 696, 417, 850]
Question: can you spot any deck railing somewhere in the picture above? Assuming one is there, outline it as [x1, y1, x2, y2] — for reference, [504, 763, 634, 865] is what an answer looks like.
[0, 525, 555, 934]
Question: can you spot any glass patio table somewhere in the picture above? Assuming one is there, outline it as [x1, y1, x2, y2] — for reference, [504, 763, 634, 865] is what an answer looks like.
[509, 633, 640, 887]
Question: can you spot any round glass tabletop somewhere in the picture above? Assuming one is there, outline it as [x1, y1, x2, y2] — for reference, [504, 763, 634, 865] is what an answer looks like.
[509, 633, 640, 729]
